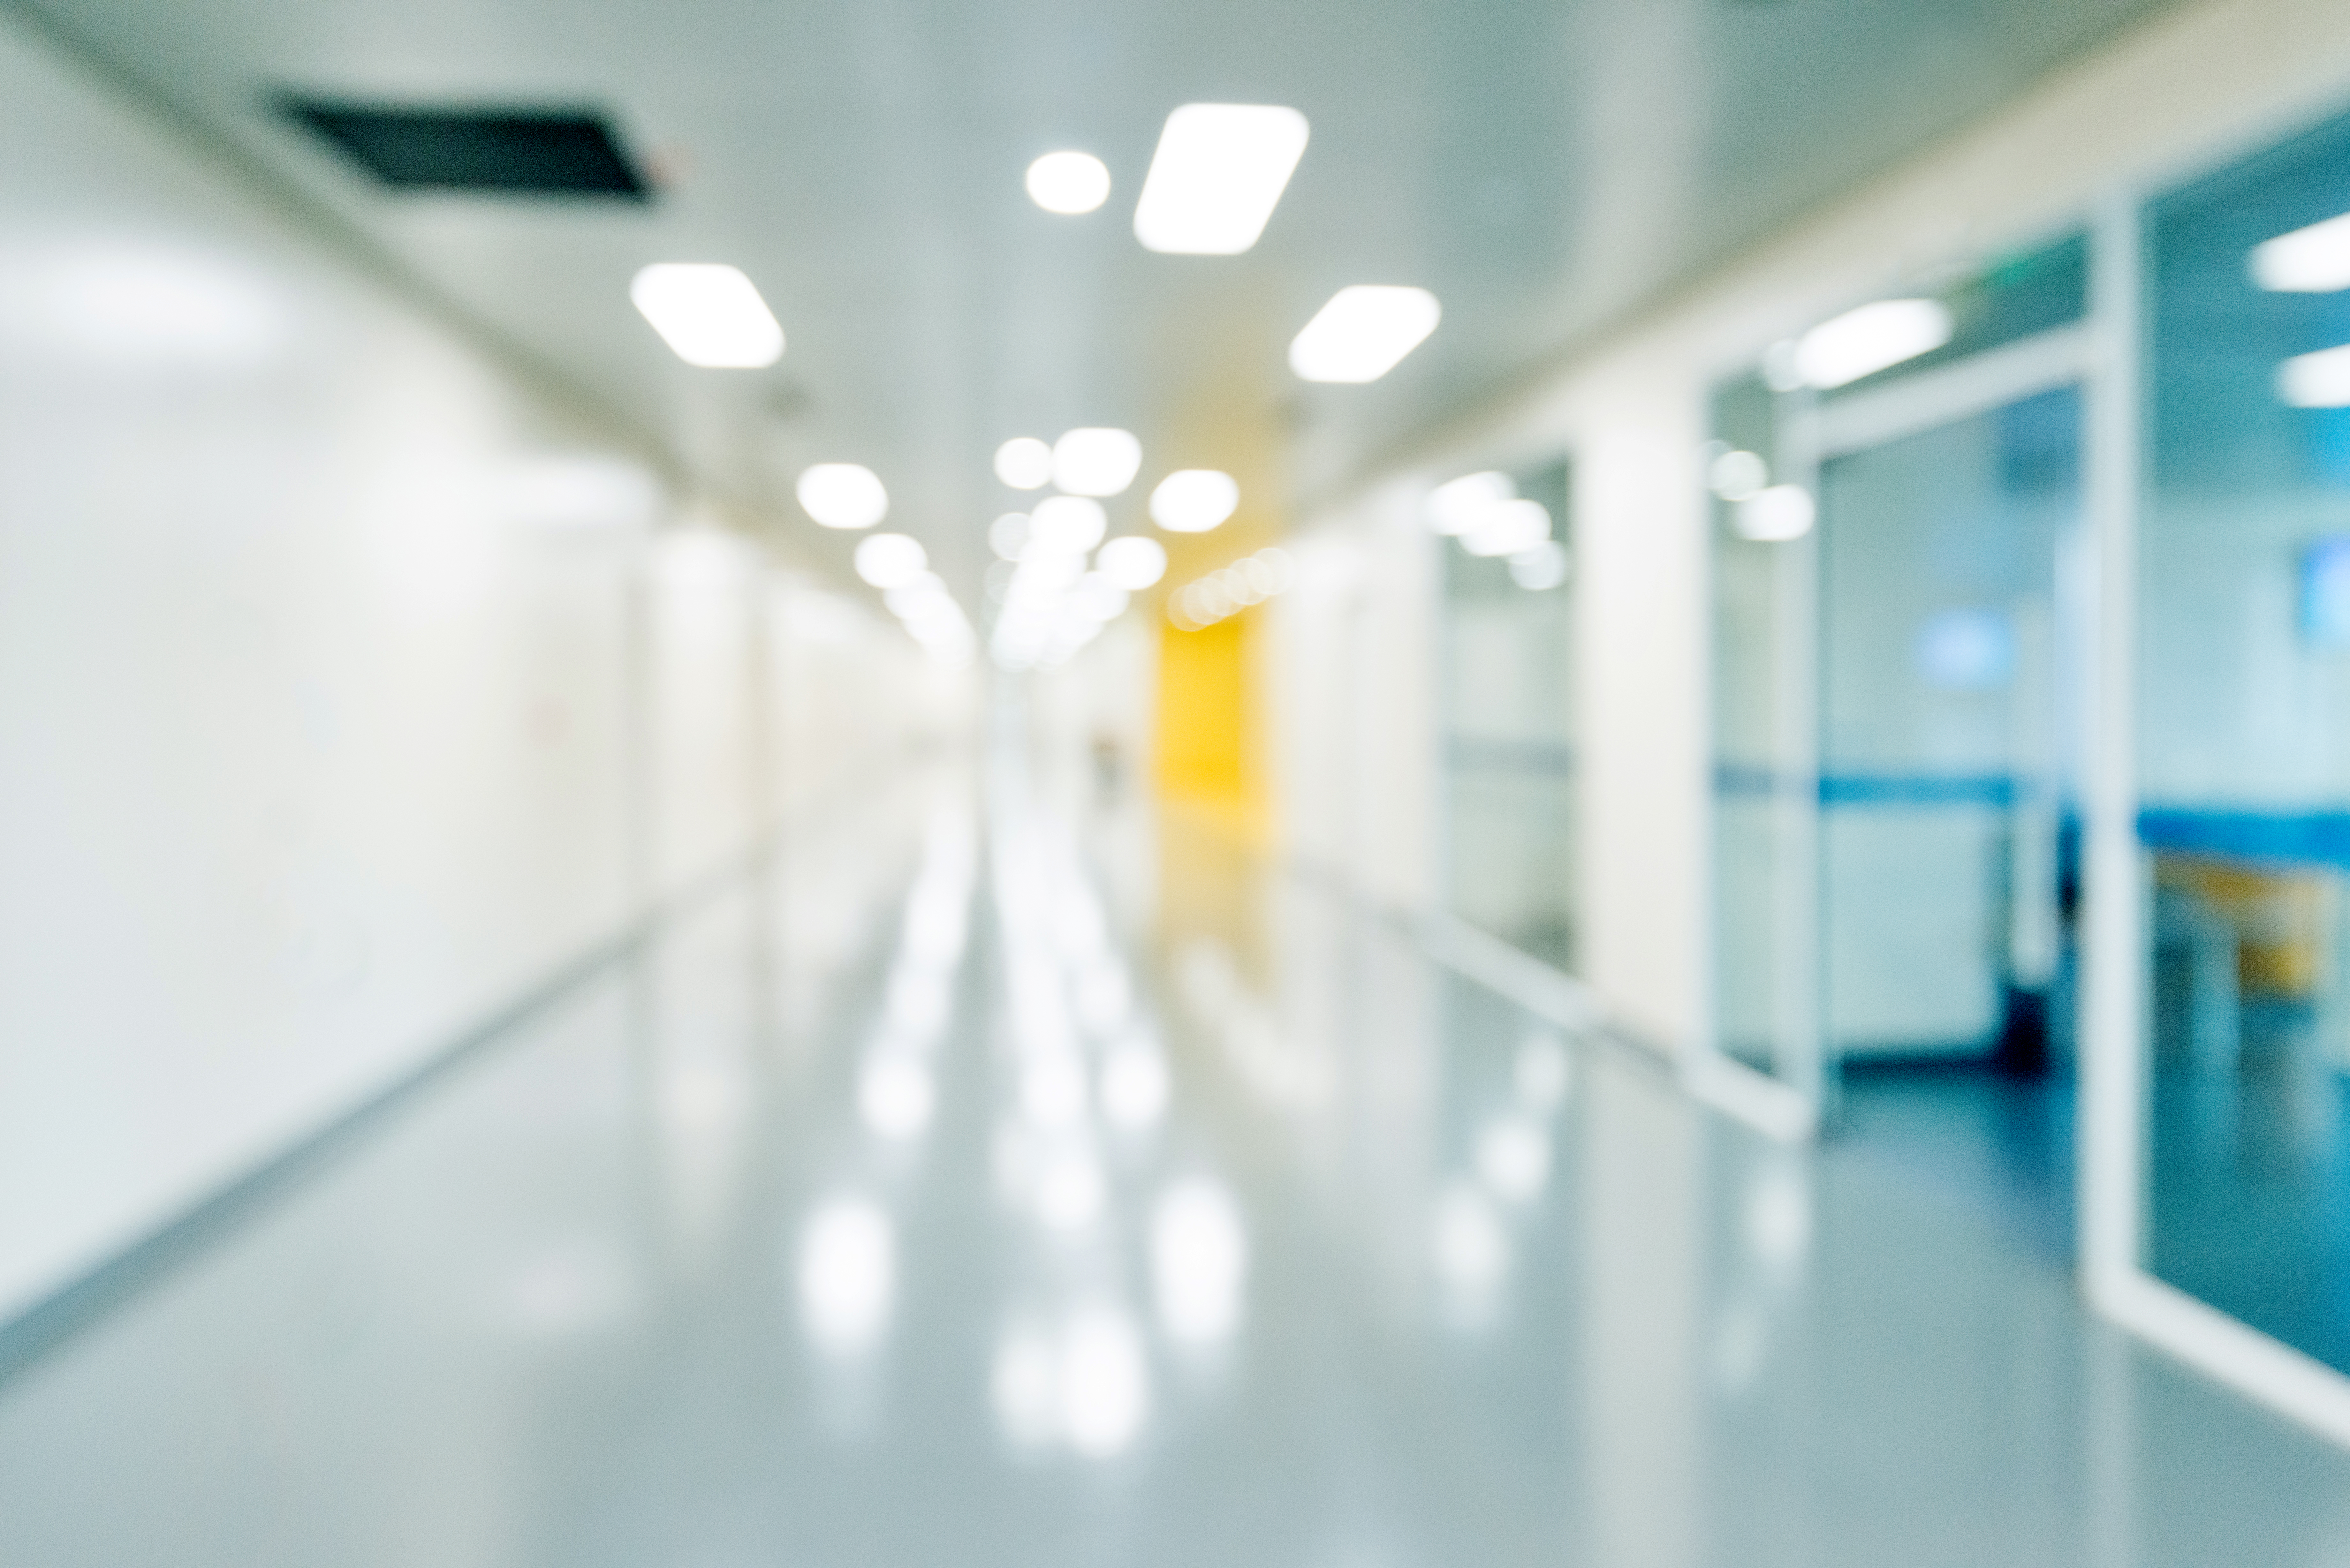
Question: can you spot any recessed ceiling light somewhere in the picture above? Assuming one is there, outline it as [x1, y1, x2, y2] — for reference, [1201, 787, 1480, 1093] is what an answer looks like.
[1052, 428, 1143, 496]
[1133, 104, 1310, 256]
[854, 532, 928, 588]
[1149, 470, 1239, 532]
[1289, 286, 1441, 383]
[629, 263, 784, 368]
[1096, 536, 1168, 590]
[2252, 212, 2350, 293]
[1030, 495, 1108, 554]
[796, 463, 888, 530]
[1026, 151, 1111, 215]
[1790, 298, 1951, 389]
[995, 436, 1053, 489]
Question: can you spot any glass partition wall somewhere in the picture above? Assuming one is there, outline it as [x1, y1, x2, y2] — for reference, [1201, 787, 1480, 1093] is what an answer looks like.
[1439, 460, 1576, 969]
[2143, 112, 2350, 1377]
[1709, 242, 2089, 1198]
[1705, 113, 2350, 1438]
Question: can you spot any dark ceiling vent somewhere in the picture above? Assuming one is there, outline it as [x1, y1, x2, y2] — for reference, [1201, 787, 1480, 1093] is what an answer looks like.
[280, 97, 650, 199]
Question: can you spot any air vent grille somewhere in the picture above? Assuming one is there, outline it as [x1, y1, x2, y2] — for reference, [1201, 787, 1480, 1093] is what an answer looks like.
[282, 98, 649, 199]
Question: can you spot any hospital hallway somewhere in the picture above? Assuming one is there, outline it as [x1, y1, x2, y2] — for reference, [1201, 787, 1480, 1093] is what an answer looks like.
[2, 753, 2346, 1566]
[27, 0, 2350, 1554]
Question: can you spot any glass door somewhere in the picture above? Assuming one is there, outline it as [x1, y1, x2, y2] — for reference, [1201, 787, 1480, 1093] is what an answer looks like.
[1710, 235, 2092, 1181]
[1814, 388, 2085, 1250]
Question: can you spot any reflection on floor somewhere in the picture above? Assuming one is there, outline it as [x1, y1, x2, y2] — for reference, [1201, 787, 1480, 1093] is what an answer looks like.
[2153, 996, 2350, 1376]
[2, 766, 2348, 1566]
[1836, 1060, 2075, 1262]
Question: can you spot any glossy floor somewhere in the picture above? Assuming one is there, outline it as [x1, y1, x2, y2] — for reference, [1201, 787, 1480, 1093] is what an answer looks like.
[4, 768, 2349, 1567]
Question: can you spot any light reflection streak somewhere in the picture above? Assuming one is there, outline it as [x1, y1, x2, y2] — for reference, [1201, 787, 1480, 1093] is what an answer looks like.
[1474, 1116, 1552, 1203]
[848, 801, 975, 1156]
[1100, 1044, 1170, 1131]
[1174, 936, 1329, 1108]
[1151, 1180, 1247, 1346]
[1432, 1184, 1509, 1313]
[991, 1308, 1153, 1458]
[798, 1196, 895, 1355]
[1031, 1152, 1106, 1233]
[858, 1054, 936, 1139]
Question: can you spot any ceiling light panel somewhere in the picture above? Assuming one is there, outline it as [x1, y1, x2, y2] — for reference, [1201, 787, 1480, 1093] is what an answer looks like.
[1052, 428, 1142, 496]
[797, 463, 888, 529]
[1289, 286, 1441, 383]
[1095, 536, 1168, 590]
[1149, 469, 1239, 532]
[1030, 495, 1108, 555]
[631, 263, 784, 368]
[1026, 151, 1111, 215]
[1133, 104, 1310, 256]
[854, 532, 927, 588]
[995, 437, 1054, 490]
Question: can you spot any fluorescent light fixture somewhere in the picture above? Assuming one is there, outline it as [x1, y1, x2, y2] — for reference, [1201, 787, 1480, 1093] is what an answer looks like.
[1096, 536, 1168, 590]
[1149, 469, 1239, 532]
[1790, 298, 1951, 389]
[629, 263, 784, 368]
[995, 437, 1053, 489]
[1030, 495, 1108, 555]
[1426, 471, 1512, 535]
[2278, 342, 2350, 407]
[1289, 285, 1441, 383]
[1460, 499, 1550, 557]
[854, 532, 927, 588]
[1052, 428, 1143, 496]
[1734, 484, 1816, 542]
[797, 463, 888, 530]
[1133, 103, 1310, 256]
[2252, 212, 2350, 293]
[798, 1197, 893, 1354]
[1027, 151, 1111, 215]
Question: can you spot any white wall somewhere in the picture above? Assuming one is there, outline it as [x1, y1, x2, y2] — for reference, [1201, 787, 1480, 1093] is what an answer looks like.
[0, 14, 934, 1324]
[1269, 483, 1441, 909]
[1271, 0, 2350, 1053]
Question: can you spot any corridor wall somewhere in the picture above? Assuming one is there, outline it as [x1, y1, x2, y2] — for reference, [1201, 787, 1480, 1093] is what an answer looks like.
[0, 14, 919, 1328]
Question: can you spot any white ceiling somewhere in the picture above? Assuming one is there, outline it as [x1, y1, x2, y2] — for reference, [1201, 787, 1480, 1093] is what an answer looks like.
[19, 0, 2175, 592]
